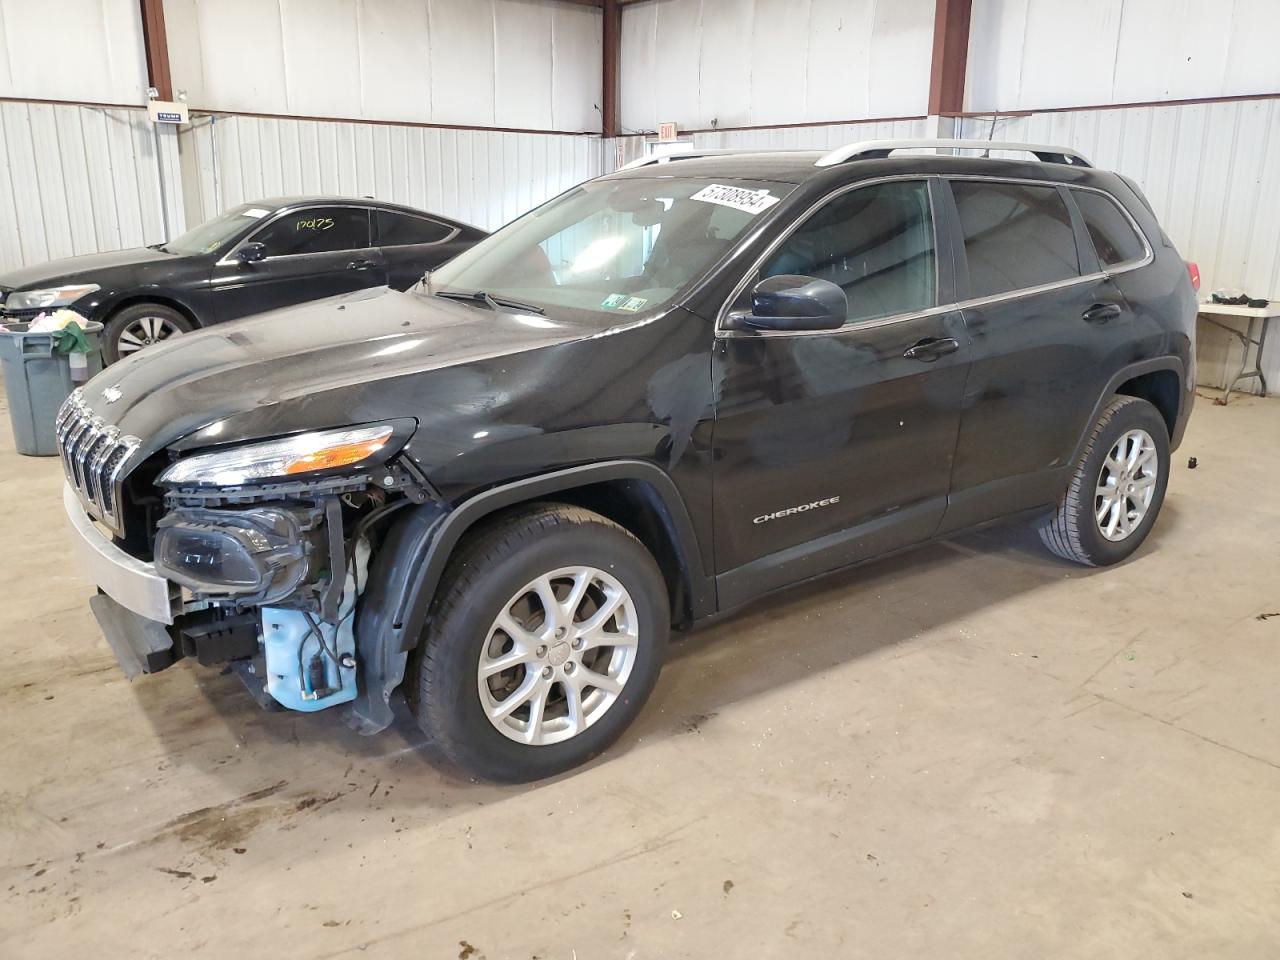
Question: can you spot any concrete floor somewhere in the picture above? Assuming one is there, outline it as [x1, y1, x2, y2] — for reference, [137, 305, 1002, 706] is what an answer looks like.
[2, 393, 1279, 959]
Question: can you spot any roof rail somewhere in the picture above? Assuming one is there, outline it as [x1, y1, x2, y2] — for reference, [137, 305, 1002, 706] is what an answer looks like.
[815, 139, 1092, 168]
[618, 148, 752, 171]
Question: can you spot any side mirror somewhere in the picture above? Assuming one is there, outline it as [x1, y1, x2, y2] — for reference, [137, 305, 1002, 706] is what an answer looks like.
[237, 242, 266, 264]
[727, 275, 847, 332]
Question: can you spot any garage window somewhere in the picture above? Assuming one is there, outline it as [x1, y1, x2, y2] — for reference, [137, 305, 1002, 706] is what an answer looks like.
[951, 181, 1080, 298]
[253, 207, 371, 257]
[1072, 189, 1147, 268]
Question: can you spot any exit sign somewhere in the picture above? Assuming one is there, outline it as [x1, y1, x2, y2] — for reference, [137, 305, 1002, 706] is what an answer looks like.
[657, 121, 678, 142]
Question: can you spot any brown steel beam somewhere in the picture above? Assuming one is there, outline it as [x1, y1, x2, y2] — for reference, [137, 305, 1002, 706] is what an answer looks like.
[602, 0, 621, 137]
[139, 0, 173, 101]
[927, 0, 972, 117]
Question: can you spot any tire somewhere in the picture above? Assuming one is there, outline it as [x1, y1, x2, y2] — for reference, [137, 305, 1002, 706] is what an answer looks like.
[1039, 395, 1170, 566]
[411, 503, 669, 782]
[103, 302, 194, 363]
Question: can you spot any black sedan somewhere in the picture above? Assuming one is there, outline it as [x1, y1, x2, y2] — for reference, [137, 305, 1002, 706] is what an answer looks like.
[0, 197, 486, 362]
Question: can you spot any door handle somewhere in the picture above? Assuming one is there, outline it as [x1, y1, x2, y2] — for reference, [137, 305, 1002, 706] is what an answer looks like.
[1082, 303, 1121, 324]
[347, 258, 377, 271]
[903, 337, 960, 362]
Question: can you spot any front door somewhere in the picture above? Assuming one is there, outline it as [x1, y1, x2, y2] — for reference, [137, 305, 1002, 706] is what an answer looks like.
[210, 205, 386, 323]
[712, 178, 970, 608]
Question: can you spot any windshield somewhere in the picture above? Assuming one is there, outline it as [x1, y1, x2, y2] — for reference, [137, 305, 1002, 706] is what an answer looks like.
[162, 203, 274, 256]
[428, 177, 794, 318]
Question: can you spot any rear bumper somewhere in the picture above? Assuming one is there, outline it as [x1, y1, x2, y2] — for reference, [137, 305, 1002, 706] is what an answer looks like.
[63, 482, 177, 624]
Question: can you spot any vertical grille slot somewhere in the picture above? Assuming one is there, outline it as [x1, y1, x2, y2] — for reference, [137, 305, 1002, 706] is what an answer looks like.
[54, 389, 140, 535]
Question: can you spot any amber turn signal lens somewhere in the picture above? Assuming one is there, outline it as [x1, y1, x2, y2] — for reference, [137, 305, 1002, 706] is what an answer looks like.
[284, 436, 388, 474]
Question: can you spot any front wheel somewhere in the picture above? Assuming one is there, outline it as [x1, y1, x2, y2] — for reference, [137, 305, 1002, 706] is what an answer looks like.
[1039, 395, 1171, 566]
[411, 504, 669, 782]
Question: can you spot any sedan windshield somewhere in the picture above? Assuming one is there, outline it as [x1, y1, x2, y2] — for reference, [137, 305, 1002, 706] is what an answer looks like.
[427, 177, 794, 319]
[162, 203, 274, 256]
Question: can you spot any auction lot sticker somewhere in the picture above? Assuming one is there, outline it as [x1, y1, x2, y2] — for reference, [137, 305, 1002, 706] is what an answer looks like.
[691, 183, 780, 215]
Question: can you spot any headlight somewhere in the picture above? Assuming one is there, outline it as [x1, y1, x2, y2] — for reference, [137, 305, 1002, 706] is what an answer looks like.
[5, 283, 100, 311]
[159, 424, 397, 487]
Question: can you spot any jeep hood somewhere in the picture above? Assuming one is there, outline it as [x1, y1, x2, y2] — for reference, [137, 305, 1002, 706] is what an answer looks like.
[79, 286, 590, 459]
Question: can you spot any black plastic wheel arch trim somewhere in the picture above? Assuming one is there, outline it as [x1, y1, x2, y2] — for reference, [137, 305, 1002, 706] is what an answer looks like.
[345, 460, 713, 735]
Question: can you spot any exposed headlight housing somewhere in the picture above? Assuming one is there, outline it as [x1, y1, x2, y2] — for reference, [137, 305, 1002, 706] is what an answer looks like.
[5, 283, 100, 311]
[159, 424, 398, 488]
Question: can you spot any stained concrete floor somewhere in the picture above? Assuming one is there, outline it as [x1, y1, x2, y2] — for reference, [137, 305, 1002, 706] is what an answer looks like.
[2, 392, 1279, 959]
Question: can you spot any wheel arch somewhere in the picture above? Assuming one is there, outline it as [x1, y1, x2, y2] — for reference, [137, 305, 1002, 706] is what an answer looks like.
[1069, 357, 1186, 467]
[105, 294, 202, 329]
[348, 461, 714, 735]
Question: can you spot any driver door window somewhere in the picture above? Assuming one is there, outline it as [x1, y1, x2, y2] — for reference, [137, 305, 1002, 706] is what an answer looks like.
[251, 207, 371, 258]
[756, 180, 936, 324]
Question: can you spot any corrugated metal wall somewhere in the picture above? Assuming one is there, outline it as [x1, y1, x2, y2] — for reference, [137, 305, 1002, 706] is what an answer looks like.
[163, 0, 603, 133]
[967, 0, 1280, 113]
[0, 0, 148, 104]
[179, 113, 603, 233]
[619, 0, 935, 132]
[0, 101, 182, 274]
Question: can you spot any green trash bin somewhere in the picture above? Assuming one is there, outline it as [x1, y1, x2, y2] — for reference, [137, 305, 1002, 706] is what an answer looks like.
[0, 320, 104, 456]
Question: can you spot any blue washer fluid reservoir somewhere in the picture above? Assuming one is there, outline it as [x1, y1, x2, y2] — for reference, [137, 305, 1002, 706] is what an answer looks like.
[262, 540, 369, 712]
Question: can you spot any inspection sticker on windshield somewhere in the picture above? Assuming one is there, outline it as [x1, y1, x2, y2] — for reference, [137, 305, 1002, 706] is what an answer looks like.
[602, 294, 628, 308]
[690, 183, 780, 215]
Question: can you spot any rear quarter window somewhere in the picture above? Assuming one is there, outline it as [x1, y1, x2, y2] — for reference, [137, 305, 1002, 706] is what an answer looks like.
[1072, 189, 1147, 268]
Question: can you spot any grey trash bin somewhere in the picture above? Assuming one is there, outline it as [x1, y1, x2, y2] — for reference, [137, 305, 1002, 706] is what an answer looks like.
[0, 321, 104, 456]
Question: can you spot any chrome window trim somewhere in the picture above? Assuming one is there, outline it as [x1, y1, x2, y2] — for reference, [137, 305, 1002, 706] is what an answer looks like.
[715, 174, 943, 339]
[716, 173, 1154, 340]
[217, 202, 375, 266]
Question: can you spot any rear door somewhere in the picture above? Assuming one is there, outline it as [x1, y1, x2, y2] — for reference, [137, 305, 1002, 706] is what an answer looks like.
[210, 205, 386, 323]
[711, 178, 970, 607]
[939, 178, 1140, 532]
[374, 209, 471, 290]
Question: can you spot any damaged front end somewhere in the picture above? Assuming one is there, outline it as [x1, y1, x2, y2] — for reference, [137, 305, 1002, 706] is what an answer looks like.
[80, 417, 439, 730]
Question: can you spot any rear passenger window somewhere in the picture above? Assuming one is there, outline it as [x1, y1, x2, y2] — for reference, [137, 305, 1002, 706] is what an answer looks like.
[1072, 190, 1146, 267]
[376, 211, 454, 246]
[760, 180, 936, 324]
[951, 181, 1080, 298]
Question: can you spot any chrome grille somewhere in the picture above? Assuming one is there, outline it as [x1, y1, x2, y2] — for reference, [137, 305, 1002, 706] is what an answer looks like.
[55, 389, 140, 536]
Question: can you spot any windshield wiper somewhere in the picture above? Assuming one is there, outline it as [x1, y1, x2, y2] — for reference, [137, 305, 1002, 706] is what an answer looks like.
[434, 289, 546, 315]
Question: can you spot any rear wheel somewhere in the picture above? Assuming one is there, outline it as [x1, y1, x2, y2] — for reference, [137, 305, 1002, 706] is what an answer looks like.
[412, 504, 669, 782]
[104, 303, 193, 363]
[1039, 395, 1170, 566]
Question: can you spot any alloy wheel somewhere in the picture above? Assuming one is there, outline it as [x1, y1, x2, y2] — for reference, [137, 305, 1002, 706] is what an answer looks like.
[477, 565, 640, 746]
[1095, 428, 1159, 541]
[116, 315, 183, 355]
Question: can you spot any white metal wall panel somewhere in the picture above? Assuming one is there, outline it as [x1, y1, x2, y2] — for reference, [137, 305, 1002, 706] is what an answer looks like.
[0, 102, 183, 273]
[619, 0, 933, 132]
[0, 0, 148, 105]
[182, 114, 602, 233]
[967, 0, 1280, 112]
[163, 0, 602, 132]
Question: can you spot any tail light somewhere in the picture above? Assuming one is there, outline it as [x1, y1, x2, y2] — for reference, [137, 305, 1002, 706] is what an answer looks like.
[1186, 261, 1201, 292]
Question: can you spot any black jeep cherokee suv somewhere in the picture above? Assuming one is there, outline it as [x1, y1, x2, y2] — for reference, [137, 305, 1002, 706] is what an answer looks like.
[60, 139, 1196, 782]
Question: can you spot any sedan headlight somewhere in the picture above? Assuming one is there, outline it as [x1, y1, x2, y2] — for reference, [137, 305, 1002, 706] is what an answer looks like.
[159, 424, 397, 487]
[5, 283, 100, 311]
